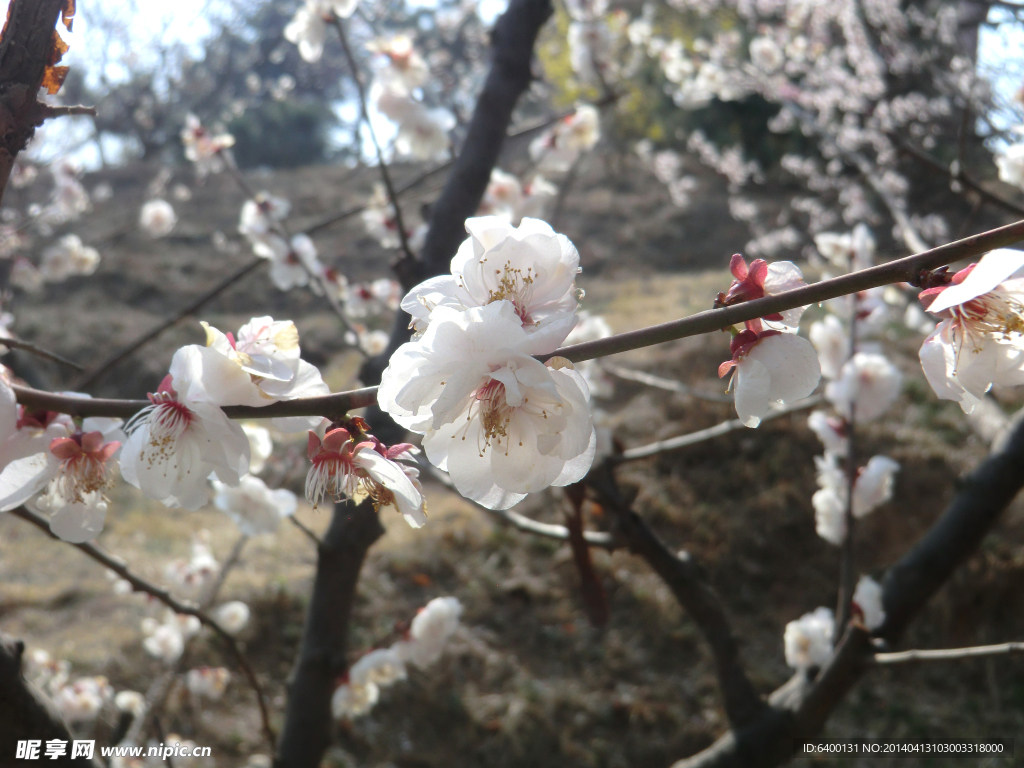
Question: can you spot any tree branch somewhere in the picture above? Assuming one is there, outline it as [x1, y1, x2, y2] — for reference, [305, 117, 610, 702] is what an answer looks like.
[0, 0, 74, 205]
[668, 408, 1024, 768]
[11, 218, 1024, 420]
[359, 0, 555, 401]
[7, 506, 276, 751]
[615, 396, 822, 463]
[0, 635, 101, 765]
[588, 465, 766, 730]
[873, 641, 1024, 664]
[274, 498, 385, 768]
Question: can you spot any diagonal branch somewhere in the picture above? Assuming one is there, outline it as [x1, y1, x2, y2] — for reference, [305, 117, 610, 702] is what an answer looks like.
[7, 506, 276, 751]
[588, 464, 765, 730]
[669, 409, 1024, 768]
[0, 635, 102, 766]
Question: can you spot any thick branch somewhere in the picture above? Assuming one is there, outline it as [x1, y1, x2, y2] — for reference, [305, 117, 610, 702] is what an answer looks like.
[0, 0, 75, 205]
[274, 498, 385, 768]
[360, 0, 555, 398]
[669, 410, 1024, 768]
[0, 636, 100, 765]
[589, 465, 765, 730]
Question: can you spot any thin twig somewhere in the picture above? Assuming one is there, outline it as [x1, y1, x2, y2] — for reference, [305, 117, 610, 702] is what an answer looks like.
[330, 15, 416, 267]
[289, 515, 323, 547]
[617, 395, 823, 462]
[7, 506, 277, 750]
[873, 641, 1024, 664]
[422, 459, 617, 548]
[1, 336, 83, 371]
[73, 256, 266, 389]
[899, 140, 1024, 218]
[13, 218, 1024, 419]
[602, 363, 736, 403]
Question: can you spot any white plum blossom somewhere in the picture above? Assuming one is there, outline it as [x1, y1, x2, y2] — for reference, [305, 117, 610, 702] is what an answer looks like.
[784, 607, 834, 670]
[367, 34, 429, 90]
[530, 105, 601, 174]
[214, 601, 250, 635]
[284, 0, 358, 62]
[186, 667, 231, 700]
[995, 142, 1024, 191]
[563, 311, 615, 399]
[807, 410, 848, 457]
[305, 427, 426, 527]
[165, 538, 220, 591]
[350, 647, 407, 688]
[814, 224, 876, 274]
[181, 114, 235, 176]
[0, 392, 124, 543]
[139, 199, 177, 238]
[918, 250, 1024, 413]
[809, 315, 849, 380]
[402, 216, 581, 350]
[393, 101, 455, 160]
[852, 575, 885, 631]
[141, 621, 186, 663]
[23, 648, 70, 694]
[40, 235, 100, 281]
[239, 193, 291, 250]
[331, 678, 379, 719]
[10, 257, 43, 293]
[716, 254, 809, 329]
[379, 302, 596, 510]
[198, 316, 329, 430]
[718, 321, 821, 428]
[254, 232, 326, 292]
[825, 352, 902, 421]
[395, 596, 462, 668]
[213, 474, 296, 536]
[114, 690, 147, 719]
[119, 351, 251, 510]
[749, 36, 784, 72]
[53, 676, 113, 723]
[812, 454, 900, 545]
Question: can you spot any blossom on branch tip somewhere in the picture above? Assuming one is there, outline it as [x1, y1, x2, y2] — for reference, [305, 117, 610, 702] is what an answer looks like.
[529, 105, 601, 174]
[812, 453, 899, 545]
[784, 607, 834, 670]
[718, 321, 821, 428]
[186, 667, 231, 700]
[379, 302, 596, 510]
[40, 235, 99, 282]
[918, 249, 1024, 413]
[809, 315, 849, 380]
[395, 596, 463, 668]
[214, 601, 250, 635]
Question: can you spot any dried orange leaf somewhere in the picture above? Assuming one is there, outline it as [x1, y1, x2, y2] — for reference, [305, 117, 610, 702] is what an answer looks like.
[41, 65, 69, 95]
[62, 0, 75, 31]
[49, 29, 69, 65]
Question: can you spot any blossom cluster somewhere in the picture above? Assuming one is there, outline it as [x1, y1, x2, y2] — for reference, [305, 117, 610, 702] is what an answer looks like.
[379, 216, 597, 510]
[332, 596, 462, 719]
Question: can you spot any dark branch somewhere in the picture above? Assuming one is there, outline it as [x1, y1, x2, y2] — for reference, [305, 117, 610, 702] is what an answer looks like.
[275, 498, 385, 768]
[588, 465, 766, 730]
[0, 635, 101, 765]
[359, 0, 555, 404]
[8, 506, 277, 750]
[669, 410, 1024, 768]
[0, 0, 77, 205]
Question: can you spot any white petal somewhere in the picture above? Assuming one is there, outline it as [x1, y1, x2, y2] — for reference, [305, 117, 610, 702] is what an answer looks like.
[733, 358, 771, 428]
[928, 249, 1024, 314]
[0, 453, 58, 511]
